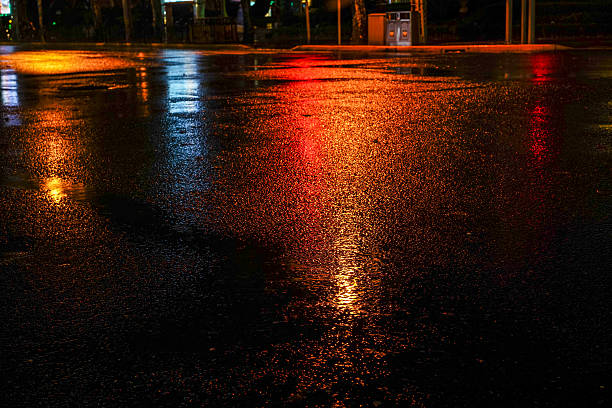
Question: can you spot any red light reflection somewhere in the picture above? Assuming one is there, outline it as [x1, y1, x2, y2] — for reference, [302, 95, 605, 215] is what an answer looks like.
[529, 104, 551, 162]
[529, 53, 556, 83]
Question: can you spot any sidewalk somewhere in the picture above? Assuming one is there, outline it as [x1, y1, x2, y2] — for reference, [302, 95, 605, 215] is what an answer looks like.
[291, 44, 572, 54]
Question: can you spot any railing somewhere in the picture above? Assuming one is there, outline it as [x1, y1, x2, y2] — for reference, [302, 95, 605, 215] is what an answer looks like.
[191, 17, 238, 43]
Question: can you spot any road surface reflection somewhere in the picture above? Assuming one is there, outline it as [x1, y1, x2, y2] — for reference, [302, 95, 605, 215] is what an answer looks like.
[0, 48, 609, 407]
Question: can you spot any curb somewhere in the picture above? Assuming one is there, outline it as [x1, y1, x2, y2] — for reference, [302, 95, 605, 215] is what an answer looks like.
[291, 44, 572, 54]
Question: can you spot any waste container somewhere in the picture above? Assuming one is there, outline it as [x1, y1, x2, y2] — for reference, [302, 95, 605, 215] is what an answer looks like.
[368, 13, 386, 45]
[386, 11, 411, 46]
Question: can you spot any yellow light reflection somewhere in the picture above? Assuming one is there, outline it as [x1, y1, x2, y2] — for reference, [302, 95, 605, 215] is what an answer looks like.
[42, 176, 88, 204]
[334, 267, 359, 312]
[44, 176, 67, 203]
[137, 66, 150, 113]
[211, 55, 443, 405]
[36, 109, 72, 176]
[333, 225, 363, 316]
[3, 51, 140, 75]
[29, 105, 88, 205]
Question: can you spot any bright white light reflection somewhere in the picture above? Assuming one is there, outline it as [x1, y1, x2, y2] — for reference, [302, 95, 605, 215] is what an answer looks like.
[1, 68, 20, 126]
[165, 51, 201, 114]
[1, 69, 18, 106]
[162, 51, 208, 198]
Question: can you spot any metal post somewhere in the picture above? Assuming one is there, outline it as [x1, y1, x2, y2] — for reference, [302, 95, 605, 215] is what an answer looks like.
[528, 0, 536, 44]
[337, 0, 341, 45]
[505, 0, 513, 44]
[520, 0, 527, 44]
[37, 0, 44, 42]
[420, 0, 427, 44]
[305, 1, 311, 44]
[122, 0, 132, 42]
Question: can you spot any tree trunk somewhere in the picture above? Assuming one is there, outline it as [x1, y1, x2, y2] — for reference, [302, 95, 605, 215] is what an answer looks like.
[37, 0, 44, 42]
[121, 0, 131, 42]
[351, 0, 366, 44]
[91, 0, 103, 38]
[240, 0, 253, 44]
[150, 0, 163, 41]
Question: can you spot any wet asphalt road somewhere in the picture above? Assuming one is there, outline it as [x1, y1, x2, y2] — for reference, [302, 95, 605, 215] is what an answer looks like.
[0, 45, 611, 407]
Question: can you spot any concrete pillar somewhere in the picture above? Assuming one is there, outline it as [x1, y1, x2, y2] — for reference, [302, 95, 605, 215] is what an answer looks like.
[528, 0, 536, 44]
[505, 0, 513, 44]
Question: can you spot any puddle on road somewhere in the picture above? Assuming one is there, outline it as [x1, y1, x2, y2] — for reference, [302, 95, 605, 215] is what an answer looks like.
[42, 176, 89, 203]
[0, 172, 90, 203]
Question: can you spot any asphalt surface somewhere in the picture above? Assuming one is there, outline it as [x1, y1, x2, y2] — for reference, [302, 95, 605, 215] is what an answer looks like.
[1, 45, 611, 407]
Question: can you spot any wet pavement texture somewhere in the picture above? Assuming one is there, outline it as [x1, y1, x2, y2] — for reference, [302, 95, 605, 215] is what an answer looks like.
[0, 46, 611, 407]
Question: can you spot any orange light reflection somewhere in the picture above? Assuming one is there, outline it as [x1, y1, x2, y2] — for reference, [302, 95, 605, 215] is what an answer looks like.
[44, 176, 67, 203]
[4, 51, 140, 75]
